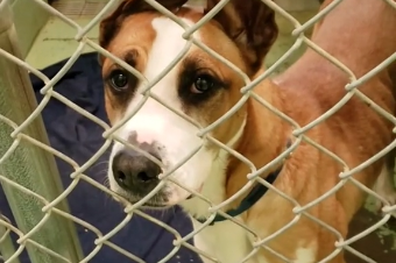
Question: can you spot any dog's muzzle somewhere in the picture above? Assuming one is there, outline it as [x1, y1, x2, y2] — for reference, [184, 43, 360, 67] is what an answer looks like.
[111, 146, 162, 198]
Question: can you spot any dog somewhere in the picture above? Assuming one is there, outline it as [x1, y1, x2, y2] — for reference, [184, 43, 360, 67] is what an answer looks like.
[98, 0, 396, 262]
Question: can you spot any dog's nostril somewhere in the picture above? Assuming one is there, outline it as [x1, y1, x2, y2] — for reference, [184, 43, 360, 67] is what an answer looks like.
[137, 171, 151, 182]
[116, 171, 127, 182]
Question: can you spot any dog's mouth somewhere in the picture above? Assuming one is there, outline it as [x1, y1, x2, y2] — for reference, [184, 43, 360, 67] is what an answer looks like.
[128, 198, 171, 209]
[141, 201, 169, 208]
[113, 183, 204, 208]
[183, 183, 204, 200]
[112, 190, 170, 208]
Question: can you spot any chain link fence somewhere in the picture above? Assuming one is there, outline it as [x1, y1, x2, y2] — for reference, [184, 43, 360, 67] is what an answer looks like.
[0, 0, 396, 262]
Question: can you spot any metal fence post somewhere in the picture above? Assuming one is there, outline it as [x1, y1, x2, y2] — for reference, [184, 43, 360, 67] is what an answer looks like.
[0, 0, 84, 262]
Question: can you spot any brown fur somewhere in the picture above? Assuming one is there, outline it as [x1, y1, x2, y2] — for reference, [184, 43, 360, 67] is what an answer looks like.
[101, 12, 158, 122]
[99, 0, 396, 262]
[238, 0, 396, 261]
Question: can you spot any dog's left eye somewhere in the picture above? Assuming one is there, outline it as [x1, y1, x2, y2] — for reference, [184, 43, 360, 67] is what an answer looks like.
[109, 70, 129, 91]
[178, 67, 226, 105]
[191, 74, 216, 94]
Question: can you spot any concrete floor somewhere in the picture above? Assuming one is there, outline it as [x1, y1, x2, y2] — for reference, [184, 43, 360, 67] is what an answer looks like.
[24, 1, 396, 262]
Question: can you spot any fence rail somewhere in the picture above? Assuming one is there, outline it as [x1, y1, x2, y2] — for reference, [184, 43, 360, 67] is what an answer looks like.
[0, 0, 83, 262]
[0, 0, 395, 262]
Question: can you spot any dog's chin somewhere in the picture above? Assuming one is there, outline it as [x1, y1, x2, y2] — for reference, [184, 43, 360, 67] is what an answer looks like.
[121, 196, 173, 210]
[109, 189, 172, 209]
[109, 181, 203, 208]
[141, 202, 172, 210]
[163, 184, 203, 205]
[113, 192, 197, 210]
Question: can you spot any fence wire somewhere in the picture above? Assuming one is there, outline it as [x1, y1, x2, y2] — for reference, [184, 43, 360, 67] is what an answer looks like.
[0, 0, 395, 263]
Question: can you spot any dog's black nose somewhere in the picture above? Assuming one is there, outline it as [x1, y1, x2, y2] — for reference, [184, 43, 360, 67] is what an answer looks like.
[112, 149, 161, 193]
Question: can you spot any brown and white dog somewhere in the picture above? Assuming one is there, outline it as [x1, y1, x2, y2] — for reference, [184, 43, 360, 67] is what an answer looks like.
[99, 0, 396, 262]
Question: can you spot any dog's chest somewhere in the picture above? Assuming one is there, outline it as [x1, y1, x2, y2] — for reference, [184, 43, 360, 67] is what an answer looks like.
[191, 218, 269, 263]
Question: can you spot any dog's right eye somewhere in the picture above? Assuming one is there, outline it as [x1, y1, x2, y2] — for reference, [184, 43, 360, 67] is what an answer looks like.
[109, 70, 129, 91]
[192, 74, 217, 94]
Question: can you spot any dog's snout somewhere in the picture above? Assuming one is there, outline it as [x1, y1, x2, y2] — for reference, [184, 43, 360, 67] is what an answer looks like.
[112, 149, 162, 193]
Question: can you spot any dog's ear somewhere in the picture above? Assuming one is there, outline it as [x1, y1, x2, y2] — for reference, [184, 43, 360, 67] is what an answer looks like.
[99, 0, 189, 49]
[204, 0, 278, 73]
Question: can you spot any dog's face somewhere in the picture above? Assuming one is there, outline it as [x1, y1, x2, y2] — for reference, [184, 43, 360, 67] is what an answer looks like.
[99, 0, 277, 207]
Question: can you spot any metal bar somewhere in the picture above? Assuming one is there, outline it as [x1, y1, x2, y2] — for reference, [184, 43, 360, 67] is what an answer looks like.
[0, 0, 83, 262]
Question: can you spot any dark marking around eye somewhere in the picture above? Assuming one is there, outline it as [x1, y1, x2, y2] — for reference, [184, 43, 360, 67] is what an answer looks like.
[178, 59, 229, 106]
[104, 49, 140, 107]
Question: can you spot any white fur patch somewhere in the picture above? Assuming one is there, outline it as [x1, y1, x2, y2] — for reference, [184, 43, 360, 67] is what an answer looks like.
[294, 246, 316, 263]
[192, 218, 258, 263]
[181, 115, 246, 216]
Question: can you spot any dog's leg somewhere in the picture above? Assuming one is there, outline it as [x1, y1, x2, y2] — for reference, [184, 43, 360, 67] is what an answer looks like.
[373, 153, 396, 216]
[191, 218, 258, 263]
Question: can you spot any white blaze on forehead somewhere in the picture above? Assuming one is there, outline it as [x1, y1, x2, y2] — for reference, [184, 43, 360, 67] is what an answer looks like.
[147, 17, 191, 80]
[115, 16, 199, 145]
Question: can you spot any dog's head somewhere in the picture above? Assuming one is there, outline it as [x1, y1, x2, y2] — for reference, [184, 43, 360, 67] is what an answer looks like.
[99, 0, 278, 207]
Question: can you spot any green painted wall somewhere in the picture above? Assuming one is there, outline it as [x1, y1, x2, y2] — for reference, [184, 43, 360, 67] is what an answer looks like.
[11, 0, 50, 58]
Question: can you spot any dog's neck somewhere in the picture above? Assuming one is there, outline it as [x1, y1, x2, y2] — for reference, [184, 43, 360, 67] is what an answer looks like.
[181, 76, 289, 219]
[226, 77, 289, 204]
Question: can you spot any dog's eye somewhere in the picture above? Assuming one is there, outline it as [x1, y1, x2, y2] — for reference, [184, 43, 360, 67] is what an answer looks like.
[191, 74, 216, 94]
[109, 70, 129, 91]
[178, 67, 227, 105]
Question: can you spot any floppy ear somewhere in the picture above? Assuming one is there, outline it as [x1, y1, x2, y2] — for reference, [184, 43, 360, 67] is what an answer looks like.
[205, 0, 278, 73]
[99, 0, 189, 49]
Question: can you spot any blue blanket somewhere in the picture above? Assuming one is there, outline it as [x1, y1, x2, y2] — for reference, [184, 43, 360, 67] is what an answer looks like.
[0, 52, 201, 263]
